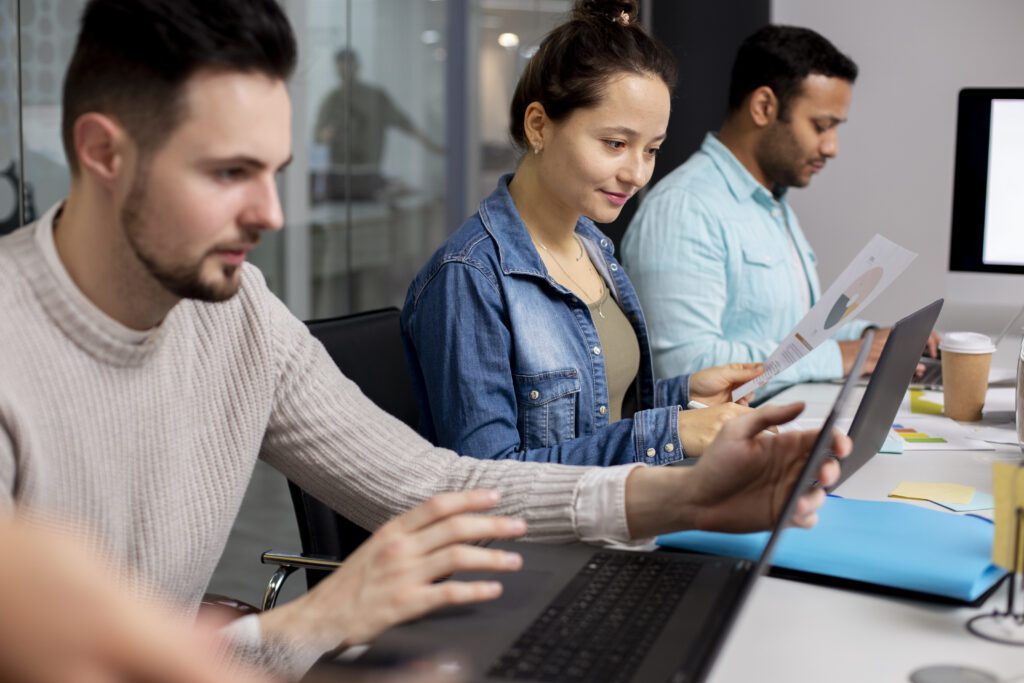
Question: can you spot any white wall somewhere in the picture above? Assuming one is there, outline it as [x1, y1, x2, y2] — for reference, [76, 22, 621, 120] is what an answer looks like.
[772, 0, 1024, 328]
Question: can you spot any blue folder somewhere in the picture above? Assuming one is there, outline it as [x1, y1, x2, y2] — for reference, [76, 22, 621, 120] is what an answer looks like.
[658, 497, 1006, 604]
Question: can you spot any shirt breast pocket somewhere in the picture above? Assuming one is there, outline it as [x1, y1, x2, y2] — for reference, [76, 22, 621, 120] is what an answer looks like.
[513, 369, 580, 450]
[737, 244, 788, 313]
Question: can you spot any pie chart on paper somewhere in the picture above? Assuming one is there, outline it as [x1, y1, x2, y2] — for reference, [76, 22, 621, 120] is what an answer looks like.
[824, 266, 883, 329]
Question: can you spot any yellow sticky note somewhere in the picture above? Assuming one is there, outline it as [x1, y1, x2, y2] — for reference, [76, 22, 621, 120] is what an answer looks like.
[909, 389, 944, 416]
[889, 481, 975, 505]
[992, 463, 1024, 571]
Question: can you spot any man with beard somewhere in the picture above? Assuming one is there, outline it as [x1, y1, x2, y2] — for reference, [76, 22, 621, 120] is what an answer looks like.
[0, 3, 849, 679]
[623, 25, 919, 396]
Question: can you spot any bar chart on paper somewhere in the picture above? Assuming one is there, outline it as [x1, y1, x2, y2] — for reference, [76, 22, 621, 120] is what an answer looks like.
[891, 416, 995, 451]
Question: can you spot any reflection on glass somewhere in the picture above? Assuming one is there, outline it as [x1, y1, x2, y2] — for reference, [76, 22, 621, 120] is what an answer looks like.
[295, 0, 449, 319]
[313, 47, 444, 201]
[0, 0, 24, 234]
[17, 0, 80, 225]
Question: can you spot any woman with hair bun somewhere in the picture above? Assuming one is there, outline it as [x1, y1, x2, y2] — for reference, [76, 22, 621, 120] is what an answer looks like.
[401, 0, 763, 467]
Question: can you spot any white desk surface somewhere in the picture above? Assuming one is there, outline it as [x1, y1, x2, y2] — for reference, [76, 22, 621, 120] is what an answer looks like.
[706, 379, 1023, 683]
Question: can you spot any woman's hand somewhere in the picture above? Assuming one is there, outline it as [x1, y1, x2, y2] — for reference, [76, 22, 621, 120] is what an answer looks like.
[677, 402, 752, 456]
[689, 363, 764, 406]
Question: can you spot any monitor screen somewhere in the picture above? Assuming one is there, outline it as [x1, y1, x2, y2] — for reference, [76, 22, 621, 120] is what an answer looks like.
[949, 88, 1024, 274]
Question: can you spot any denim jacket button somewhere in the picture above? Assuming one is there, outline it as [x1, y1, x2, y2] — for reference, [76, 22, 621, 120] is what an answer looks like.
[610, 263, 619, 272]
[645, 448, 657, 458]
[600, 239, 608, 248]
[598, 405, 607, 415]
[592, 346, 601, 355]
[664, 443, 675, 453]
[529, 390, 540, 400]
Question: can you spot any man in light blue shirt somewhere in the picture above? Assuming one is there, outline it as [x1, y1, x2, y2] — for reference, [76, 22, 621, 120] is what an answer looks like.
[623, 25, 888, 396]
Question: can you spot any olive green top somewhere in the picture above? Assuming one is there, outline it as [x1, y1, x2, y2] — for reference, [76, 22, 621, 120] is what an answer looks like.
[589, 286, 641, 422]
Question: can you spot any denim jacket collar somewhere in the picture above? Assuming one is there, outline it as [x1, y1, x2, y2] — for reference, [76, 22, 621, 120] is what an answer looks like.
[702, 132, 789, 208]
[479, 174, 616, 278]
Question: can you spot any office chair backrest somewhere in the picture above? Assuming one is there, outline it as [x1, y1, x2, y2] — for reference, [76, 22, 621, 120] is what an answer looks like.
[291, 307, 420, 588]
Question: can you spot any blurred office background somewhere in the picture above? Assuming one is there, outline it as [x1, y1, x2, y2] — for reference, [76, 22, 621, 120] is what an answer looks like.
[1, 0, 1022, 605]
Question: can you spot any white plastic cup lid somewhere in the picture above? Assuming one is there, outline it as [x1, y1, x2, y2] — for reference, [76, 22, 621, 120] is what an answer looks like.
[938, 331, 996, 355]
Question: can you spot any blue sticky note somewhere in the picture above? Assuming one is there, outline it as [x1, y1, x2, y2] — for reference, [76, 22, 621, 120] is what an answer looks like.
[658, 497, 1005, 602]
[880, 428, 904, 454]
[931, 492, 995, 512]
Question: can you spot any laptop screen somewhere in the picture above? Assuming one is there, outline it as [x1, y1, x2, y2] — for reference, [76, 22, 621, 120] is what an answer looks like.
[753, 331, 873, 576]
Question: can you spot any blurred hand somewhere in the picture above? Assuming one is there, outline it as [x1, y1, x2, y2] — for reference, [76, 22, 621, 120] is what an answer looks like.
[677, 403, 752, 456]
[689, 363, 764, 405]
[839, 328, 890, 376]
[924, 331, 941, 358]
[625, 402, 851, 539]
[0, 520, 267, 683]
[316, 124, 336, 143]
[261, 490, 527, 653]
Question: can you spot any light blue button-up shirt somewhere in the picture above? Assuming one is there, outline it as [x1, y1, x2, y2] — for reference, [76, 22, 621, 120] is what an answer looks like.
[621, 133, 871, 395]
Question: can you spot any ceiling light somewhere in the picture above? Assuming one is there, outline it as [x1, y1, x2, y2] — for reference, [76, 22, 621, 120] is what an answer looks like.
[498, 32, 520, 48]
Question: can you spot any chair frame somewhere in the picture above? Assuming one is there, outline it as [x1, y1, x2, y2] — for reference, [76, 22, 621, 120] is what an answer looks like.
[260, 307, 418, 610]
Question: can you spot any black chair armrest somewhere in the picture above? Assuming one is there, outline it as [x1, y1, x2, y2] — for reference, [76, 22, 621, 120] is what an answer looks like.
[260, 550, 343, 611]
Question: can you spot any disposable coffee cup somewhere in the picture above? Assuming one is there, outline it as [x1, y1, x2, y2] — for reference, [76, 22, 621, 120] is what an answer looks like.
[940, 332, 995, 421]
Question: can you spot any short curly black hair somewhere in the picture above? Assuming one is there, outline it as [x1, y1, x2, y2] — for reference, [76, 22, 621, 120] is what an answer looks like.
[727, 25, 857, 120]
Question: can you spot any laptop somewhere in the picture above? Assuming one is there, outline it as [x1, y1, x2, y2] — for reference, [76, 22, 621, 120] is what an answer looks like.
[830, 298, 944, 490]
[360, 339, 872, 683]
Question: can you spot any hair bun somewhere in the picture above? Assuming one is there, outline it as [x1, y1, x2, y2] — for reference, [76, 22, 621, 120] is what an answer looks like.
[572, 0, 639, 26]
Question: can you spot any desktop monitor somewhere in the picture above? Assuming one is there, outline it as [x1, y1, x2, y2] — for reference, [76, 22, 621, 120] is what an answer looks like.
[946, 88, 1024, 318]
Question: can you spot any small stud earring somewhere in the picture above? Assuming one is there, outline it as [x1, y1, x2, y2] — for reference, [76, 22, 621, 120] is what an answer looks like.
[533, 144, 541, 155]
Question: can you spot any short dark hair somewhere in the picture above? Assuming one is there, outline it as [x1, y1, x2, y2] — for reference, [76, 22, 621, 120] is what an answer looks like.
[334, 48, 360, 68]
[62, 0, 297, 174]
[509, 0, 677, 151]
[727, 25, 857, 119]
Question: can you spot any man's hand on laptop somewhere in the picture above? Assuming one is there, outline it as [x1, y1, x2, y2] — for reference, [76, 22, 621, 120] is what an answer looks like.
[259, 490, 526, 654]
[625, 402, 851, 539]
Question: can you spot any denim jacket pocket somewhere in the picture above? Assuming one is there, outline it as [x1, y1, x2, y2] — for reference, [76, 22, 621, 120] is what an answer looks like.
[513, 369, 581, 449]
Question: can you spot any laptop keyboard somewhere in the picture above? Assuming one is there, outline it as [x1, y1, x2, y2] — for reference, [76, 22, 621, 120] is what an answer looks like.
[486, 551, 701, 682]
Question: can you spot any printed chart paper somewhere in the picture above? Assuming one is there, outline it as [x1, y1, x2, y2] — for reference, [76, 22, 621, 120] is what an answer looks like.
[891, 416, 995, 451]
[734, 235, 916, 400]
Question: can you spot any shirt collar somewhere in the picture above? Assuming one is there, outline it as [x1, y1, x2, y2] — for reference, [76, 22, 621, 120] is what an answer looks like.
[701, 132, 788, 207]
[479, 173, 613, 276]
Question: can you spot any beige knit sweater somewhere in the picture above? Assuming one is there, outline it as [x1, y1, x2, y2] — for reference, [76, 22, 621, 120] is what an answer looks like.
[0, 207, 634, 671]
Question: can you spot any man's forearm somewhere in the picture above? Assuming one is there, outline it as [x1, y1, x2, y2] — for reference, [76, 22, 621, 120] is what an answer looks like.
[623, 465, 698, 539]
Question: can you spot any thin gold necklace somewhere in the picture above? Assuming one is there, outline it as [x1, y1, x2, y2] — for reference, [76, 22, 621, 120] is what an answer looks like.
[533, 234, 606, 319]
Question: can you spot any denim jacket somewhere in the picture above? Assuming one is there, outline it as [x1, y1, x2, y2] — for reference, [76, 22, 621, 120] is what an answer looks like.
[401, 175, 690, 467]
